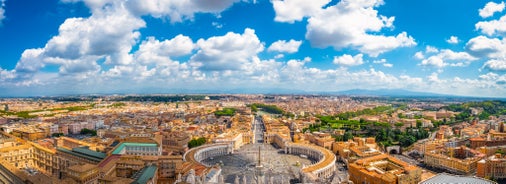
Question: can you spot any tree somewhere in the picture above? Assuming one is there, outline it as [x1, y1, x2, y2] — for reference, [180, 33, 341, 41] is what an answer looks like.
[188, 137, 206, 148]
[416, 120, 422, 128]
[80, 128, 97, 136]
[214, 108, 236, 117]
[52, 133, 64, 137]
[343, 132, 354, 141]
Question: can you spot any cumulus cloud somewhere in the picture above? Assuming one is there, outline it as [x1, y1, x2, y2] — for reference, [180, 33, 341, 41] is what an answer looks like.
[414, 51, 425, 60]
[372, 59, 393, 67]
[135, 35, 194, 64]
[425, 46, 438, 53]
[124, 0, 238, 22]
[465, 35, 506, 71]
[267, 39, 302, 53]
[420, 49, 477, 68]
[476, 15, 506, 36]
[273, 0, 416, 57]
[333, 54, 364, 67]
[63, 0, 239, 22]
[0, 0, 5, 25]
[4, 0, 240, 87]
[466, 36, 506, 58]
[11, 2, 145, 83]
[271, 0, 330, 23]
[479, 1, 505, 18]
[189, 28, 264, 71]
[446, 36, 459, 44]
[483, 59, 506, 71]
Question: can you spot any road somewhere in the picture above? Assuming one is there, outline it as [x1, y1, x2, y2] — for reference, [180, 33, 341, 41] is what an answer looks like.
[253, 116, 265, 144]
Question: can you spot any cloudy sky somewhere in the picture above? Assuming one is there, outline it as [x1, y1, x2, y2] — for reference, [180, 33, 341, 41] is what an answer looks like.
[1, 0, 506, 97]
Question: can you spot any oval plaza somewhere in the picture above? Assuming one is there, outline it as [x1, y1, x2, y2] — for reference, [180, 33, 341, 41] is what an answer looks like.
[182, 115, 336, 183]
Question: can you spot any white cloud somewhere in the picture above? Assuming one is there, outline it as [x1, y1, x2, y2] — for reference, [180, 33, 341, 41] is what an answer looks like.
[267, 39, 302, 53]
[0, 0, 5, 25]
[466, 36, 506, 58]
[125, 0, 238, 22]
[272, 0, 330, 23]
[383, 63, 393, 67]
[421, 56, 445, 68]
[476, 15, 506, 36]
[420, 49, 477, 68]
[446, 36, 459, 44]
[272, 0, 416, 57]
[438, 49, 477, 61]
[5, 0, 239, 87]
[373, 59, 386, 64]
[425, 46, 438, 53]
[135, 35, 194, 64]
[479, 1, 505, 18]
[414, 51, 425, 60]
[483, 59, 506, 71]
[372, 59, 393, 67]
[212, 22, 223, 29]
[189, 28, 264, 71]
[333, 54, 364, 67]
[466, 35, 506, 71]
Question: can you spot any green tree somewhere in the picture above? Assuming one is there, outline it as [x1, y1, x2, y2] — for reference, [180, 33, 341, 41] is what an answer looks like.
[188, 137, 206, 148]
[214, 108, 236, 117]
[343, 132, 354, 141]
[80, 128, 97, 136]
[52, 133, 64, 137]
[416, 120, 422, 128]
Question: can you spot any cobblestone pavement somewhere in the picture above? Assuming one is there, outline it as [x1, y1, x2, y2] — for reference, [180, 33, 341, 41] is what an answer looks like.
[202, 143, 314, 183]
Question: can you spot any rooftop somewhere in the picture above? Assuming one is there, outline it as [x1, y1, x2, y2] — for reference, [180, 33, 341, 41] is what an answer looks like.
[111, 142, 158, 155]
[131, 165, 157, 184]
[57, 147, 106, 163]
[420, 173, 496, 184]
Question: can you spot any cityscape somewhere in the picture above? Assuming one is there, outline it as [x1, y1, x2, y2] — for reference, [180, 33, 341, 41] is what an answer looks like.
[0, 95, 504, 183]
[2, 0, 506, 184]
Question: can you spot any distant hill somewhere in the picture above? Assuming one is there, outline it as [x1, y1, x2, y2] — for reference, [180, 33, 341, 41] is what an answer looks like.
[331, 89, 455, 97]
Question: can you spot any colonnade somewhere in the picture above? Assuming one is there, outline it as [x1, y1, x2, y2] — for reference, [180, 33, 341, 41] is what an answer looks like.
[285, 143, 336, 180]
[183, 143, 233, 167]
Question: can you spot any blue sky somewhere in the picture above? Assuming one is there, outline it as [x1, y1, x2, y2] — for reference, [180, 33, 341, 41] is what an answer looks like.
[1, 0, 506, 97]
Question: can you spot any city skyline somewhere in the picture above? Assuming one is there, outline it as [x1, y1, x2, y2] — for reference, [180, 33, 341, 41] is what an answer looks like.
[1, 0, 506, 97]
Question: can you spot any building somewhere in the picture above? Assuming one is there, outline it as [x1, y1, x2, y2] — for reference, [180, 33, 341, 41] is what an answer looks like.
[477, 153, 506, 179]
[131, 165, 158, 184]
[56, 146, 106, 176]
[69, 123, 83, 135]
[348, 154, 422, 184]
[12, 128, 46, 141]
[305, 132, 334, 150]
[111, 142, 162, 156]
[64, 163, 99, 184]
[424, 146, 485, 174]
[333, 137, 381, 164]
[160, 131, 190, 154]
[0, 132, 34, 169]
[420, 173, 496, 184]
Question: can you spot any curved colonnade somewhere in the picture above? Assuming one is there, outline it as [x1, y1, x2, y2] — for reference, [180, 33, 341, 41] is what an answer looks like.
[183, 143, 233, 167]
[284, 143, 336, 181]
[183, 142, 335, 182]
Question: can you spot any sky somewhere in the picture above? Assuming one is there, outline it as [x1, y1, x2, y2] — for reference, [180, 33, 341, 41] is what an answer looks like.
[1, 0, 506, 97]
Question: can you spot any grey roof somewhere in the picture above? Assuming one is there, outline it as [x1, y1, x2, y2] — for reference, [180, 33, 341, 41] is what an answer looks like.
[56, 146, 106, 163]
[72, 146, 106, 159]
[131, 165, 157, 184]
[421, 173, 496, 184]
